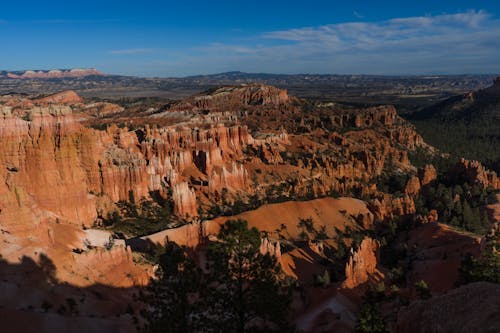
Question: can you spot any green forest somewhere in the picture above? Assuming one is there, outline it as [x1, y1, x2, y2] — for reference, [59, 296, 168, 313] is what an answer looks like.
[406, 84, 500, 173]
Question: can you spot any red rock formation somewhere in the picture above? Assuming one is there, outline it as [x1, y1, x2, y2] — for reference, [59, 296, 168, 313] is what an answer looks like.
[83, 102, 124, 118]
[328, 105, 397, 129]
[0, 83, 434, 231]
[419, 164, 437, 186]
[0, 84, 448, 331]
[452, 158, 500, 190]
[370, 194, 416, 221]
[405, 176, 421, 197]
[0, 108, 99, 228]
[403, 164, 437, 199]
[172, 182, 198, 218]
[428, 209, 439, 223]
[208, 162, 249, 194]
[170, 84, 290, 113]
[34, 90, 83, 105]
[260, 237, 281, 258]
[68, 245, 152, 286]
[342, 237, 381, 289]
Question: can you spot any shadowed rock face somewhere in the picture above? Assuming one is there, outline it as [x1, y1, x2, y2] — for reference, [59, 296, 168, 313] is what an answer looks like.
[396, 282, 500, 333]
[0, 255, 145, 333]
[405, 222, 482, 293]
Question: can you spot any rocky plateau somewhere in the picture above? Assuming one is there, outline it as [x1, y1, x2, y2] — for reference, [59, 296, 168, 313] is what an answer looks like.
[0, 83, 498, 332]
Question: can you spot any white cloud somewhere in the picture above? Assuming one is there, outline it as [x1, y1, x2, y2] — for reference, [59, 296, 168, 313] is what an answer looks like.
[264, 10, 492, 48]
[353, 11, 364, 19]
[108, 48, 155, 55]
[200, 43, 259, 54]
[226, 10, 500, 74]
[106, 10, 500, 76]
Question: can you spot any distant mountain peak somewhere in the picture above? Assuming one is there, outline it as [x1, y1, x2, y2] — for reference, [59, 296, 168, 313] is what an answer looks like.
[2, 68, 104, 79]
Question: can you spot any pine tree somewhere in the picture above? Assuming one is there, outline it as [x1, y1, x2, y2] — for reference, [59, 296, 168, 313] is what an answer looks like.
[355, 290, 389, 333]
[145, 243, 205, 333]
[414, 280, 431, 300]
[205, 219, 293, 333]
[462, 201, 475, 230]
[452, 200, 462, 216]
[460, 252, 500, 284]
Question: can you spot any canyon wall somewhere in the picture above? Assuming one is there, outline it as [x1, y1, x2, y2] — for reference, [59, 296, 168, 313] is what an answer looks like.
[1, 86, 428, 233]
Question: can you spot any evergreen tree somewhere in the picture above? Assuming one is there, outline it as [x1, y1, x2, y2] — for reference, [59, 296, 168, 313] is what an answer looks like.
[145, 221, 295, 333]
[205, 219, 293, 333]
[145, 243, 205, 333]
[462, 201, 476, 230]
[460, 252, 500, 284]
[452, 200, 462, 216]
[414, 280, 431, 300]
[355, 289, 389, 333]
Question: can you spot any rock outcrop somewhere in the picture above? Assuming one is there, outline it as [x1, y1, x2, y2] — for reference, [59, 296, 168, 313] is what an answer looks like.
[0, 85, 433, 232]
[34, 90, 84, 105]
[452, 158, 500, 190]
[342, 237, 381, 289]
[370, 194, 416, 221]
[3, 83, 483, 332]
[419, 164, 437, 186]
[405, 164, 438, 197]
[170, 85, 290, 113]
[172, 182, 198, 218]
[405, 176, 421, 197]
[260, 237, 281, 258]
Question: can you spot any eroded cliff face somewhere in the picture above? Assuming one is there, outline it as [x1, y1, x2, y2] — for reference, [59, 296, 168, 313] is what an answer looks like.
[169, 85, 291, 113]
[0, 105, 99, 230]
[0, 86, 432, 295]
[3, 83, 497, 332]
[3, 85, 429, 229]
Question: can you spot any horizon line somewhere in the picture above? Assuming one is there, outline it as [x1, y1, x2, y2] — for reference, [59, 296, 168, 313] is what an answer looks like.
[1, 68, 499, 79]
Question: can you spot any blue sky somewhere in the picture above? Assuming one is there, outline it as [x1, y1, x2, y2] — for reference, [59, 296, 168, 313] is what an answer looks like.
[1, 1, 499, 77]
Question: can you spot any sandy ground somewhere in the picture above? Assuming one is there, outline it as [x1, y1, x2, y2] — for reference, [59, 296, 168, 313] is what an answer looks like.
[142, 197, 371, 248]
[406, 222, 481, 293]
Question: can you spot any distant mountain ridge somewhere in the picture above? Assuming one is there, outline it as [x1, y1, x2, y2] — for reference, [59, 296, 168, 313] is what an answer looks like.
[0, 68, 104, 79]
[0, 69, 497, 106]
[410, 77, 500, 121]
